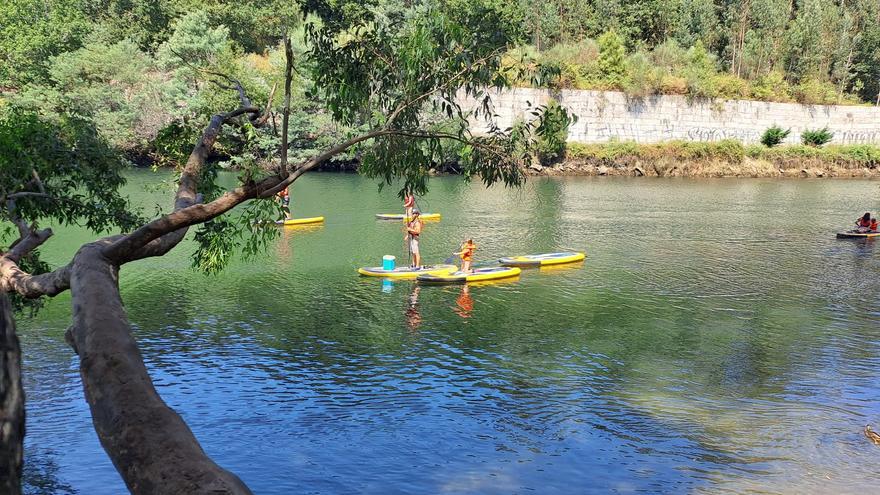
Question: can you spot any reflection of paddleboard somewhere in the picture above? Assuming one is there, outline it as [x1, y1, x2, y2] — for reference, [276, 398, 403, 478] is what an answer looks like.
[358, 264, 457, 279]
[275, 217, 325, 226]
[375, 213, 441, 221]
[417, 266, 521, 284]
[836, 231, 880, 239]
[499, 252, 586, 267]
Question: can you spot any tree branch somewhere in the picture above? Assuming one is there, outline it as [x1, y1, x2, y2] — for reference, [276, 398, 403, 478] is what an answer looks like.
[4, 198, 29, 241]
[30, 169, 45, 194]
[65, 242, 252, 494]
[0, 259, 71, 299]
[4, 228, 52, 264]
[281, 35, 293, 177]
[385, 47, 504, 127]
[0, 292, 24, 495]
[252, 82, 277, 128]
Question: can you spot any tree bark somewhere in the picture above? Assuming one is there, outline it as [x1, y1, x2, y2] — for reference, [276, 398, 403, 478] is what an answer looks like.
[65, 242, 252, 495]
[0, 292, 24, 495]
[281, 35, 293, 177]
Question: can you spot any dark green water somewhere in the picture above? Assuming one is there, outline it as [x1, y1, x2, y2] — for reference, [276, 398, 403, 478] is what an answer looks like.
[18, 171, 880, 494]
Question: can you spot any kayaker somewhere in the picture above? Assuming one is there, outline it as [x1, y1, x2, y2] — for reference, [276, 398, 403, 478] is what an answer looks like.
[405, 210, 423, 268]
[872, 217, 879, 232]
[455, 238, 477, 273]
[404, 191, 415, 219]
[277, 186, 292, 220]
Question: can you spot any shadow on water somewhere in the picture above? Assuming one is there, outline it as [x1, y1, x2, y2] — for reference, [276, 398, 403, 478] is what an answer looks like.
[23, 451, 76, 495]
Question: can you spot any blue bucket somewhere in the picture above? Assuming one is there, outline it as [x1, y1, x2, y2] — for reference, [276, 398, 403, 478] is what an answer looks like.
[382, 255, 396, 271]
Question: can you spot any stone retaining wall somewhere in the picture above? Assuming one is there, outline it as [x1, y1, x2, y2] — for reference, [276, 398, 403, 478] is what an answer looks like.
[458, 88, 880, 144]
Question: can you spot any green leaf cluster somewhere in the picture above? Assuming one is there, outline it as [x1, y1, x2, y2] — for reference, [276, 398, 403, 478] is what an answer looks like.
[0, 106, 141, 233]
[801, 127, 834, 147]
[760, 126, 791, 147]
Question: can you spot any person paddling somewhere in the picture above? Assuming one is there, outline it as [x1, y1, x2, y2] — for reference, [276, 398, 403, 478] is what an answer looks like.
[405, 210, 423, 268]
[277, 186, 292, 220]
[856, 212, 872, 233]
[455, 238, 477, 273]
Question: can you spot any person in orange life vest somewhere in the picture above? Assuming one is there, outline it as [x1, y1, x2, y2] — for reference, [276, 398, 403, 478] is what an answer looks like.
[405, 210, 423, 268]
[404, 191, 416, 219]
[856, 212, 872, 233]
[277, 186, 291, 220]
[455, 238, 477, 273]
[871, 217, 879, 233]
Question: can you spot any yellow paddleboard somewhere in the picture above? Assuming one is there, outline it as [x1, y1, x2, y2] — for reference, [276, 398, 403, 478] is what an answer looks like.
[375, 213, 441, 221]
[276, 216, 325, 226]
[358, 264, 457, 279]
[416, 266, 521, 284]
[499, 252, 585, 267]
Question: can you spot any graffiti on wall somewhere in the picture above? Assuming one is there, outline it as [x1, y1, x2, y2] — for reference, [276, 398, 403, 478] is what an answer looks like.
[459, 89, 880, 144]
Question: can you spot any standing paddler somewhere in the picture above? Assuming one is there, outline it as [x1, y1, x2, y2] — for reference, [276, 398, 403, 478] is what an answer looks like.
[405, 210, 423, 268]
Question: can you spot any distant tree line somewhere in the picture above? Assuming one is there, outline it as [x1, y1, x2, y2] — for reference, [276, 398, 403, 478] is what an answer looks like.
[1, 0, 878, 169]
[515, 0, 880, 104]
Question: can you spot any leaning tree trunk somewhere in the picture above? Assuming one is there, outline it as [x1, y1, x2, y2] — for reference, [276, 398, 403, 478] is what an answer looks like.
[0, 292, 24, 495]
[64, 243, 252, 495]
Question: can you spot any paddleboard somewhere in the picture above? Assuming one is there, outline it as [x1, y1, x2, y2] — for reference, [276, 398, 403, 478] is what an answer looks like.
[499, 252, 586, 267]
[836, 231, 880, 239]
[417, 266, 521, 284]
[275, 216, 325, 226]
[358, 264, 457, 279]
[375, 213, 441, 221]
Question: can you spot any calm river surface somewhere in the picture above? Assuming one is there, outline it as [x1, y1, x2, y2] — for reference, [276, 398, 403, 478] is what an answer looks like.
[18, 171, 880, 494]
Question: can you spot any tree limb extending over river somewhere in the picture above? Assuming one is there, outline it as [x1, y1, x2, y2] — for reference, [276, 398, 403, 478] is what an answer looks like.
[0, 2, 554, 492]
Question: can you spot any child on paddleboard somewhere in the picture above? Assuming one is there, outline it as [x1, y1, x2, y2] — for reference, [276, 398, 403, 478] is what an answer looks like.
[872, 217, 879, 233]
[405, 210, 423, 268]
[855, 212, 873, 232]
[455, 239, 477, 273]
[277, 186, 292, 220]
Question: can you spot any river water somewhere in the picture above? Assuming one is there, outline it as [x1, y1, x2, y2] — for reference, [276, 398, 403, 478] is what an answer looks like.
[17, 171, 880, 494]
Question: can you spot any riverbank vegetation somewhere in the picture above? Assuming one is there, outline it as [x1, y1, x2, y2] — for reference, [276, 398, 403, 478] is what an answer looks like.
[551, 140, 880, 177]
[3, 0, 880, 174]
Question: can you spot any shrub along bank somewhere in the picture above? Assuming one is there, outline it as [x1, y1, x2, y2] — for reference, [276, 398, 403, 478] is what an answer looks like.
[534, 141, 880, 178]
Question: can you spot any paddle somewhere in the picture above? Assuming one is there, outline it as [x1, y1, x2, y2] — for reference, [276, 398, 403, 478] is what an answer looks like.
[403, 223, 413, 267]
[444, 240, 465, 265]
[443, 252, 458, 265]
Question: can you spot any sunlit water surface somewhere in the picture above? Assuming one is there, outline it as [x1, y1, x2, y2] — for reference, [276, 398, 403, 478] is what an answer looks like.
[18, 171, 880, 494]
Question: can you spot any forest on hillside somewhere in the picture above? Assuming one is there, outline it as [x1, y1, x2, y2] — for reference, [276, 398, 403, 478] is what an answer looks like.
[1, 0, 879, 167]
[517, 0, 880, 104]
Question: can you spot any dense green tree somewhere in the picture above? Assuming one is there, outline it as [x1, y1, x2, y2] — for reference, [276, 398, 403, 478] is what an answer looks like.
[0, 0, 93, 88]
[672, 0, 720, 52]
[852, 25, 880, 104]
[597, 30, 627, 88]
[25, 40, 178, 150]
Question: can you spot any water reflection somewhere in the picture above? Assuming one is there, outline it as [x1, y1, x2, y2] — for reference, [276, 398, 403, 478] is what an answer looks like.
[405, 284, 421, 331]
[17, 173, 880, 494]
[454, 285, 473, 319]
